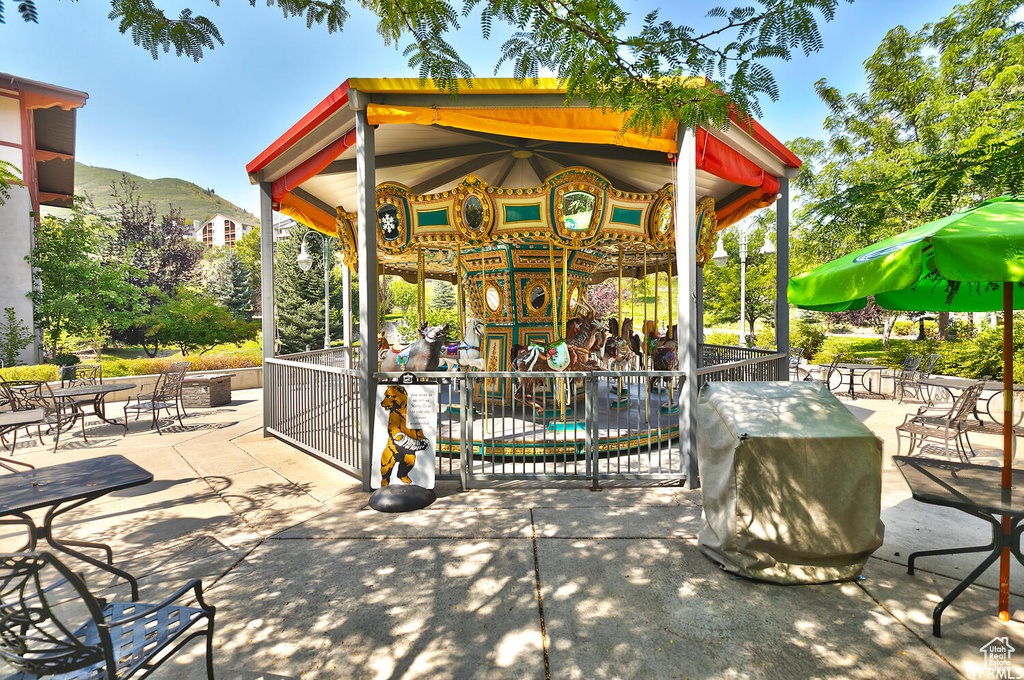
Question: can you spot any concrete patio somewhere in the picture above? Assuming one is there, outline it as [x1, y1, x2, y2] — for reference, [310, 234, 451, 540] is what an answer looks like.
[1, 387, 1022, 679]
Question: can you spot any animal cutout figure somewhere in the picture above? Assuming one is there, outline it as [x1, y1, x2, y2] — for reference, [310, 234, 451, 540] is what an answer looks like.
[379, 323, 449, 372]
[378, 385, 429, 486]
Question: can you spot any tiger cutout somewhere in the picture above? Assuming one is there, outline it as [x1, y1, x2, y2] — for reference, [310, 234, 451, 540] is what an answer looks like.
[379, 385, 429, 486]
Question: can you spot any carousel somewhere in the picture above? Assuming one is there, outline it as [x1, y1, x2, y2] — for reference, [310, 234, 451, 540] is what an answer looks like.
[247, 78, 800, 476]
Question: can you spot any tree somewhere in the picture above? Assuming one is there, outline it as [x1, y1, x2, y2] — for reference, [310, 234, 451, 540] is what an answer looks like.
[142, 288, 259, 355]
[208, 250, 255, 320]
[0, 160, 23, 206]
[27, 209, 145, 356]
[4, 0, 847, 135]
[431, 281, 456, 310]
[586, 280, 619, 318]
[234, 228, 262, 314]
[274, 224, 344, 353]
[101, 177, 205, 355]
[702, 217, 777, 344]
[791, 0, 1024, 338]
[0, 308, 33, 366]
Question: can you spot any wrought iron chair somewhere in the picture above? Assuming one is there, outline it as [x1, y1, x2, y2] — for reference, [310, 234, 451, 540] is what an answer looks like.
[899, 353, 940, 403]
[895, 381, 986, 462]
[0, 551, 215, 679]
[122, 361, 190, 435]
[0, 380, 85, 452]
[889, 354, 923, 402]
[814, 354, 843, 391]
[789, 347, 811, 381]
[60, 364, 104, 421]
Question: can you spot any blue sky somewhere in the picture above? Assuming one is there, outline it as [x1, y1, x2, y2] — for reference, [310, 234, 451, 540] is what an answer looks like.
[0, 0, 971, 217]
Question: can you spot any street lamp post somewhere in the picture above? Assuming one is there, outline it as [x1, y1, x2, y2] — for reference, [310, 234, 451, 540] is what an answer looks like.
[296, 231, 335, 350]
[712, 225, 775, 346]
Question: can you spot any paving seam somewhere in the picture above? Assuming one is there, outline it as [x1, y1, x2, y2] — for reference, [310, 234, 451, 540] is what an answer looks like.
[869, 555, 1024, 597]
[854, 579, 966, 678]
[172, 442, 269, 540]
[530, 508, 552, 680]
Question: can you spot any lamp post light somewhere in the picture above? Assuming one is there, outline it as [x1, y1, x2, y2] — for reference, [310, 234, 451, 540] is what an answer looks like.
[296, 231, 336, 350]
[712, 226, 775, 346]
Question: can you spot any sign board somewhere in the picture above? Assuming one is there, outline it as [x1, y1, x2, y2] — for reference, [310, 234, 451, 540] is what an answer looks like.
[371, 383, 438, 489]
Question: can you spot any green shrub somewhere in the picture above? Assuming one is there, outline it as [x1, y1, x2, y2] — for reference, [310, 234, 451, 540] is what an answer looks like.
[704, 330, 739, 346]
[810, 336, 852, 364]
[0, 364, 60, 382]
[52, 353, 80, 367]
[0, 353, 261, 382]
[892, 320, 913, 336]
[791, 316, 826, 359]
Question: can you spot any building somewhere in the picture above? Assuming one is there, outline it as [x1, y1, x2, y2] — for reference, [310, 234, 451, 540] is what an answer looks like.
[192, 213, 255, 248]
[273, 217, 297, 242]
[0, 73, 88, 365]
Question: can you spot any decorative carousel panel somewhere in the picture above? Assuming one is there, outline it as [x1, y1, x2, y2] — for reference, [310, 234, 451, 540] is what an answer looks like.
[412, 195, 456, 237]
[648, 191, 675, 248]
[694, 196, 719, 267]
[492, 189, 549, 238]
[510, 245, 566, 271]
[453, 176, 495, 243]
[336, 210, 358, 267]
[522, 277, 552, 319]
[549, 169, 608, 246]
[375, 184, 412, 255]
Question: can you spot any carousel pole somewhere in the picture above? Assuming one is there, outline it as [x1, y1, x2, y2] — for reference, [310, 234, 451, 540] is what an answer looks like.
[562, 247, 569, 420]
[999, 282, 1013, 620]
[667, 258, 675, 407]
[481, 245, 488, 433]
[456, 244, 464, 340]
[643, 249, 649, 423]
[417, 247, 426, 328]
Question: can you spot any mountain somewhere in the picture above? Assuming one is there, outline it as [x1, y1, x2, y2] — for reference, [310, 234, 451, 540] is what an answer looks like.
[74, 163, 256, 224]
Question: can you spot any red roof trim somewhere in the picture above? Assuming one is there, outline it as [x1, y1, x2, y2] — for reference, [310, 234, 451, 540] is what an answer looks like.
[730, 111, 802, 169]
[246, 80, 351, 175]
[271, 128, 357, 201]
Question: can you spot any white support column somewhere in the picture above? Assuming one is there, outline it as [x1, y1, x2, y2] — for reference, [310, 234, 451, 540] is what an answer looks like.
[776, 177, 791, 369]
[674, 130, 700, 489]
[259, 181, 275, 437]
[355, 107, 378, 492]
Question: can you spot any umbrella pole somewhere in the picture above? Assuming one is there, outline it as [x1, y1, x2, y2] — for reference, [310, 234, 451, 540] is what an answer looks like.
[1000, 282, 1013, 620]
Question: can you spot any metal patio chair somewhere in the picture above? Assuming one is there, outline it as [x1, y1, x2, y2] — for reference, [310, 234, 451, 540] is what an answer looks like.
[814, 354, 843, 391]
[900, 353, 940, 403]
[889, 354, 923, 402]
[60, 364, 104, 420]
[895, 380, 986, 462]
[0, 379, 85, 452]
[0, 551, 215, 680]
[789, 347, 811, 381]
[123, 361, 190, 435]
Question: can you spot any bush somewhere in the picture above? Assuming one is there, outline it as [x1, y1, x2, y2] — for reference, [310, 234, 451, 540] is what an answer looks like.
[790, 316, 826, 359]
[704, 330, 739, 346]
[892, 321, 913, 336]
[0, 308, 34, 367]
[810, 336, 852, 364]
[0, 352, 261, 382]
[52, 353, 80, 367]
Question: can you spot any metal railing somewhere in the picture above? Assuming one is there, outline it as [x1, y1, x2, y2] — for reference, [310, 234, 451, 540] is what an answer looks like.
[697, 352, 787, 387]
[264, 356, 361, 476]
[278, 346, 360, 369]
[699, 343, 779, 367]
[377, 369, 688, 488]
[264, 347, 785, 486]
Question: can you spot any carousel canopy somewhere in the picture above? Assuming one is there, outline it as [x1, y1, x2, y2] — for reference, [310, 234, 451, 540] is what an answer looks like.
[246, 78, 801, 280]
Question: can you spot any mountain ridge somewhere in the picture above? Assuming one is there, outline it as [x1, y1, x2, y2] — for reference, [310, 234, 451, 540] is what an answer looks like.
[74, 162, 256, 225]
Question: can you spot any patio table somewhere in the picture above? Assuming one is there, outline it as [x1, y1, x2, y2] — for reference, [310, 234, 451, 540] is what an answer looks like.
[892, 455, 1024, 637]
[0, 408, 44, 472]
[49, 382, 137, 425]
[819, 362, 883, 399]
[0, 454, 153, 599]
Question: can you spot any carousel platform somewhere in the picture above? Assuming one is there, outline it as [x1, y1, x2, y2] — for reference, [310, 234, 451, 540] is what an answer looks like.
[436, 376, 682, 460]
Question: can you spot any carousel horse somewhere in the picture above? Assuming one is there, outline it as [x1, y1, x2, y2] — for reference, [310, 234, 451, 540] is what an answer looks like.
[619, 318, 644, 371]
[650, 325, 679, 390]
[441, 318, 486, 371]
[379, 323, 449, 372]
[509, 306, 606, 414]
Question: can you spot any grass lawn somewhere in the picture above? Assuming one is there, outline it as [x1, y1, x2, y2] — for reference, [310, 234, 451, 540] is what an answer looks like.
[97, 340, 262, 361]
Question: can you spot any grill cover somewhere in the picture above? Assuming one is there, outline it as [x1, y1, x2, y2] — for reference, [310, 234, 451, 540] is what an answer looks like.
[696, 381, 884, 584]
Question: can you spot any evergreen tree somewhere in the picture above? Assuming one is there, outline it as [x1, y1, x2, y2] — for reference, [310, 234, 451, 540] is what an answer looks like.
[274, 224, 343, 353]
[431, 281, 457, 310]
[208, 250, 254, 320]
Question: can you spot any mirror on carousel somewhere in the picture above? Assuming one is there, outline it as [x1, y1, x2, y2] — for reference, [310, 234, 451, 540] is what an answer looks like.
[485, 284, 502, 313]
[562, 191, 596, 231]
[528, 284, 547, 313]
[568, 284, 581, 311]
[463, 194, 485, 232]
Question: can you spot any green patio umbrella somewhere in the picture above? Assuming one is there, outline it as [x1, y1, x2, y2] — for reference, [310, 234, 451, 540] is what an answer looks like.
[788, 194, 1024, 621]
